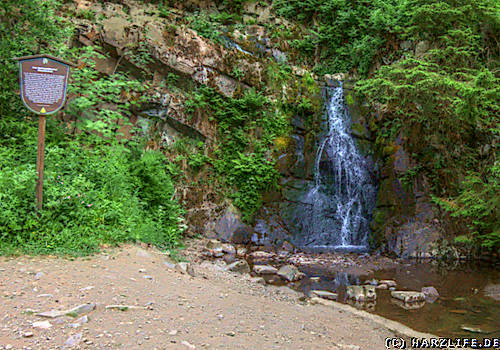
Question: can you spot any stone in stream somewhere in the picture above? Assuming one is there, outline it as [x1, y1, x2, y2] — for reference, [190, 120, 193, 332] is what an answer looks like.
[346, 285, 376, 301]
[421, 286, 439, 303]
[310, 276, 321, 283]
[253, 265, 278, 275]
[277, 265, 305, 282]
[225, 260, 250, 274]
[364, 279, 378, 286]
[310, 290, 338, 300]
[391, 291, 425, 303]
[379, 280, 397, 288]
[376, 284, 388, 289]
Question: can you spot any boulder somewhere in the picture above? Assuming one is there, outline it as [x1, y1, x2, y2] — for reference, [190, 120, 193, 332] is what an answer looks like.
[214, 206, 252, 244]
[421, 286, 439, 303]
[378, 280, 397, 288]
[346, 285, 376, 301]
[277, 265, 304, 282]
[221, 244, 236, 255]
[391, 291, 425, 303]
[310, 290, 338, 300]
[225, 260, 250, 274]
[253, 265, 278, 275]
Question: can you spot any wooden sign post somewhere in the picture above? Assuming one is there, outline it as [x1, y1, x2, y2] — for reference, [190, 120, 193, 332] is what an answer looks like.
[13, 55, 75, 210]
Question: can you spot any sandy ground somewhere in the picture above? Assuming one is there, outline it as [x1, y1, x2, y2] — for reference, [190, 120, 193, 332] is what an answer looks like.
[0, 242, 401, 350]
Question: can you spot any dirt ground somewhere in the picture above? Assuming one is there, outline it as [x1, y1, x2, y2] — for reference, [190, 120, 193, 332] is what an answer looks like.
[0, 242, 404, 350]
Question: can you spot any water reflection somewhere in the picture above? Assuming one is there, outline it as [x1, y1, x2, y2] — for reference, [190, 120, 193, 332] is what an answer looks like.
[296, 262, 500, 339]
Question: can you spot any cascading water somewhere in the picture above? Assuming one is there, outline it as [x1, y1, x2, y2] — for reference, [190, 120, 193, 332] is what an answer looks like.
[296, 82, 377, 251]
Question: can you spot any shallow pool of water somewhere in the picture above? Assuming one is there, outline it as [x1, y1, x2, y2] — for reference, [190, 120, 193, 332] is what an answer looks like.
[296, 261, 500, 339]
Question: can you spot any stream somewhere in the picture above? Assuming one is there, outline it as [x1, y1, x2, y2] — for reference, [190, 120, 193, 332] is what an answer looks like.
[295, 260, 500, 339]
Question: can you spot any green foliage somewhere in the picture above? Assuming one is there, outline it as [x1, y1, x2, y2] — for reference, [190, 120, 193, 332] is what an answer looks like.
[185, 86, 286, 221]
[65, 46, 148, 140]
[434, 161, 500, 253]
[0, 0, 71, 117]
[0, 1, 184, 255]
[186, 12, 223, 43]
[0, 127, 184, 255]
[354, 0, 500, 251]
[273, 0, 406, 75]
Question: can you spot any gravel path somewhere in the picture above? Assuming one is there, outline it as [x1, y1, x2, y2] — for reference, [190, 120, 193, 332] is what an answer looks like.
[0, 243, 400, 349]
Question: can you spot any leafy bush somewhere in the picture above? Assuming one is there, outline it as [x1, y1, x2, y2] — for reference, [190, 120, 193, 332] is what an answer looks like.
[0, 0, 184, 255]
[273, 0, 406, 75]
[354, 0, 500, 251]
[185, 86, 286, 221]
[434, 161, 500, 253]
[0, 126, 184, 255]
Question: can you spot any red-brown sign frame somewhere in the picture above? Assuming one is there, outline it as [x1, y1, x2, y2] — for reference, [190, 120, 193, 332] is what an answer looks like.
[13, 54, 75, 115]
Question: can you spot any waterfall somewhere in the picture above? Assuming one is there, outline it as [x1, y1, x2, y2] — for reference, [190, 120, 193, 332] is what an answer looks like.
[299, 82, 377, 251]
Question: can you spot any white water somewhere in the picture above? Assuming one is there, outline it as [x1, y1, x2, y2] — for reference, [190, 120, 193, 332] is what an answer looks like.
[300, 83, 377, 251]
